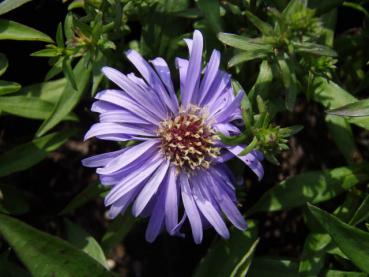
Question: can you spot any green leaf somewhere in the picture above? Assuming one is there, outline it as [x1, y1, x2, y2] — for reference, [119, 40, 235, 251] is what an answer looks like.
[279, 125, 304, 137]
[0, 53, 8, 76]
[0, 131, 73, 177]
[0, 0, 33, 16]
[56, 23, 65, 48]
[293, 41, 337, 57]
[16, 78, 67, 103]
[36, 57, 91, 137]
[62, 57, 78, 90]
[324, 270, 367, 277]
[101, 213, 136, 253]
[60, 183, 108, 215]
[277, 57, 299, 111]
[0, 214, 113, 277]
[328, 98, 369, 117]
[0, 20, 53, 42]
[248, 164, 369, 214]
[248, 60, 273, 101]
[31, 48, 61, 58]
[312, 78, 369, 130]
[349, 194, 369, 226]
[0, 95, 77, 120]
[228, 51, 270, 67]
[64, 219, 108, 268]
[0, 183, 31, 215]
[325, 115, 358, 164]
[218, 33, 274, 52]
[196, 0, 221, 33]
[244, 11, 274, 35]
[194, 222, 258, 277]
[0, 80, 21, 95]
[248, 257, 299, 277]
[308, 204, 369, 273]
[298, 233, 330, 276]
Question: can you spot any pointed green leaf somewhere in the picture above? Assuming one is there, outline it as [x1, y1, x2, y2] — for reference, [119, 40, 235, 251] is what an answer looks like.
[324, 270, 367, 277]
[293, 41, 337, 57]
[308, 204, 369, 273]
[56, 23, 64, 48]
[0, 95, 77, 120]
[62, 57, 78, 90]
[0, 131, 73, 177]
[194, 222, 258, 277]
[0, 0, 33, 16]
[244, 11, 273, 35]
[0, 80, 21, 95]
[228, 51, 269, 67]
[349, 194, 369, 226]
[0, 20, 53, 42]
[64, 219, 108, 268]
[17, 78, 67, 103]
[0, 214, 113, 276]
[0, 53, 8, 76]
[218, 33, 274, 52]
[328, 98, 369, 117]
[31, 48, 61, 57]
[36, 57, 91, 137]
[248, 164, 369, 214]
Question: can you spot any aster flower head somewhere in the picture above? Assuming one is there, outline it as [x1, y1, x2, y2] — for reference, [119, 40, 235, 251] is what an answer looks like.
[83, 30, 264, 243]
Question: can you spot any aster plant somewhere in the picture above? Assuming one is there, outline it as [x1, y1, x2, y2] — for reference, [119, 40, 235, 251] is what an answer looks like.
[82, 30, 264, 243]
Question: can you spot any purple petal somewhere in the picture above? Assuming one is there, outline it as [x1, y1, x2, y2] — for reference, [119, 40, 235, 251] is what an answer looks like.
[132, 159, 170, 216]
[95, 90, 160, 125]
[206, 171, 247, 230]
[212, 123, 241, 136]
[107, 188, 138, 219]
[84, 122, 155, 141]
[145, 184, 167, 242]
[104, 153, 163, 206]
[91, 100, 121, 113]
[101, 67, 167, 119]
[180, 173, 203, 244]
[197, 50, 221, 104]
[192, 174, 230, 239]
[125, 50, 177, 114]
[181, 30, 203, 107]
[200, 71, 231, 106]
[226, 145, 264, 180]
[175, 57, 188, 96]
[213, 91, 244, 123]
[99, 110, 152, 125]
[150, 57, 179, 112]
[164, 166, 178, 234]
[82, 148, 127, 168]
[97, 139, 160, 174]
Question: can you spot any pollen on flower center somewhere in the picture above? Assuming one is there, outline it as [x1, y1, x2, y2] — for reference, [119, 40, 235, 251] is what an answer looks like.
[158, 106, 220, 171]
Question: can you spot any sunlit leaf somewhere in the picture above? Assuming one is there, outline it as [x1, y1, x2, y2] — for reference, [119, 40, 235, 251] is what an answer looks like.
[218, 33, 274, 52]
[0, 131, 73, 177]
[36, 57, 91, 137]
[308, 204, 369, 273]
[0, 0, 33, 16]
[248, 164, 369, 214]
[0, 80, 21, 95]
[0, 95, 77, 120]
[328, 98, 369, 117]
[64, 219, 108, 268]
[0, 53, 8, 76]
[0, 19, 53, 42]
[228, 51, 270, 67]
[0, 214, 113, 276]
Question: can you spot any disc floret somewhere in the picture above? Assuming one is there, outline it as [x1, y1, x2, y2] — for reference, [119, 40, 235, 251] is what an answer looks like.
[158, 106, 220, 171]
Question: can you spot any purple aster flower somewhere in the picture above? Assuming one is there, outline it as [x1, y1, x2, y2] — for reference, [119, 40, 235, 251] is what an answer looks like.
[82, 30, 264, 243]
